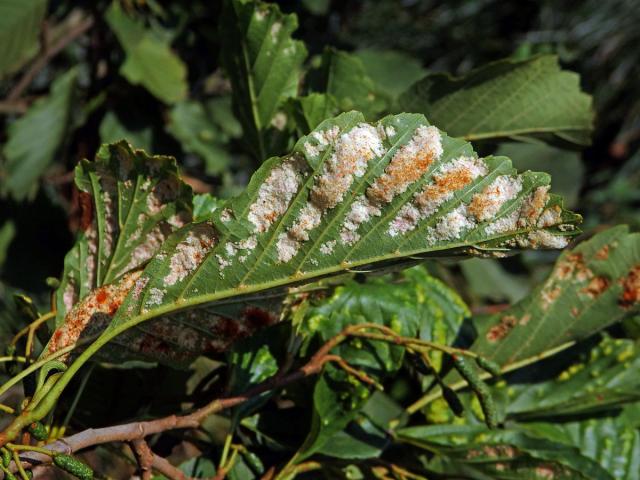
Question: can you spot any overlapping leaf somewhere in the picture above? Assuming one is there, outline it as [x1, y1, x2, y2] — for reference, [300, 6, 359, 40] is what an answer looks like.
[2, 69, 78, 200]
[220, 0, 307, 160]
[0, 0, 46, 77]
[53, 141, 192, 326]
[471, 226, 640, 367]
[106, 3, 187, 104]
[398, 55, 594, 146]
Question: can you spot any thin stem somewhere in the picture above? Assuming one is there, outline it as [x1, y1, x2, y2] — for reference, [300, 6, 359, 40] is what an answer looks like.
[0, 344, 77, 400]
[11, 448, 30, 480]
[0, 357, 27, 364]
[6, 444, 54, 457]
[10, 312, 54, 347]
[0, 404, 15, 415]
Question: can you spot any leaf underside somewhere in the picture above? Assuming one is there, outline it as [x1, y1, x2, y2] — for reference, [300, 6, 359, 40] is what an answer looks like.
[471, 225, 640, 367]
[52, 111, 580, 365]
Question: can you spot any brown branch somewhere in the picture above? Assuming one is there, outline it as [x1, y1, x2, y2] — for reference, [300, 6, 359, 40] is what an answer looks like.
[3, 323, 446, 478]
[130, 439, 153, 480]
[6, 12, 94, 102]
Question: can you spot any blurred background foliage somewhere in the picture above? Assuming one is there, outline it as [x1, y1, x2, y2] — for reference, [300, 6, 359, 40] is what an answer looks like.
[0, 0, 639, 477]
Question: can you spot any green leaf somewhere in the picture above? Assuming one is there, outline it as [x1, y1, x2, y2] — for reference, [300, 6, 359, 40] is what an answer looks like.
[506, 336, 640, 419]
[1, 68, 78, 200]
[399, 424, 612, 479]
[354, 49, 426, 100]
[308, 48, 386, 120]
[99, 110, 153, 152]
[167, 100, 233, 175]
[471, 226, 640, 367]
[461, 258, 529, 304]
[0, 0, 46, 77]
[399, 55, 594, 147]
[193, 194, 222, 222]
[288, 93, 338, 135]
[522, 418, 640, 480]
[52, 111, 578, 367]
[0, 222, 16, 271]
[106, 3, 187, 104]
[301, 266, 468, 375]
[220, 0, 307, 160]
[53, 141, 193, 328]
[496, 142, 584, 208]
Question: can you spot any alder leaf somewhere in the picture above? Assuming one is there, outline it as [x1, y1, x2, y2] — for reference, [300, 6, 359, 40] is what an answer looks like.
[53, 141, 193, 327]
[0, 0, 46, 77]
[399, 55, 594, 147]
[2, 69, 78, 200]
[106, 3, 187, 104]
[220, 0, 307, 160]
[471, 226, 640, 367]
[51, 111, 579, 366]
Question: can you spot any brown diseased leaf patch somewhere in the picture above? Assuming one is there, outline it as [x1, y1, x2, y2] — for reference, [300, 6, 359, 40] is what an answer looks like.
[486, 315, 518, 342]
[595, 244, 610, 260]
[619, 265, 640, 308]
[367, 149, 435, 205]
[552, 253, 593, 282]
[415, 168, 474, 209]
[580, 275, 610, 299]
[48, 270, 143, 356]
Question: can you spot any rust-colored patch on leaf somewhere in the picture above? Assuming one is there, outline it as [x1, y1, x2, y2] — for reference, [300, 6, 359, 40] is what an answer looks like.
[415, 168, 474, 209]
[367, 150, 435, 204]
[519, 314, 531, 325]
[581, 275, 610, 299]
[48, 270, 143, 356]
[518, 186, 549, 228]
[594, 244, 610, 260]
[552, 253, 592, 282]
[486, 315, 518, 342]
[619, 265, 640, 308]
[541, 286, 561, 311]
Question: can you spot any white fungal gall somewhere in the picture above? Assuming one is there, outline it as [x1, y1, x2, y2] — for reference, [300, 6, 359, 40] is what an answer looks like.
[367, 126, 442, 204]
[220, 208, 233, 223]
[164, 224, 217, 286]
[121, 224, 171, 276]
[526, 230, 569, 249]
[484, 209, 520, 236]
[339, 196, 381, 245]
[276, 233, 299, 262]
[289, 204, 322, 241]
[468, 175, 523, 222]
[389, 204, 421, 237]
[385, 126, 396, 138]
[247, 158, 304, 233]
[311, 123, 384, 210]
[427, 205, 476, 244]
[147, 287, 165, 306]
[537, 206, 563, 228]
[320, 240, 336, 255]
[270, 21, 282, 40]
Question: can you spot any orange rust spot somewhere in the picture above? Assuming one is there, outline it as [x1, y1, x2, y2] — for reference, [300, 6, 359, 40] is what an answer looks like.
[467, 183, 501, 219]
[571, 307, 580, 317]
[518, 186, 549, 227]
[553, 253, 592, 282]
[415, 167, 474, 208]
[367, 149, 435, 204]
[595, 245, 610, 260]
[486, 315, 517, 342]
[581, 276, 610, 299]
[619, 265, 640, 308]
[96, 290, 108, 304]
[541, 287, 561, 311]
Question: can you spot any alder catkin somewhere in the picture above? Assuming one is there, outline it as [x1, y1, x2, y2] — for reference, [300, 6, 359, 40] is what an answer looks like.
[53, 454, 94, 480]
[452, 355, 498, 428]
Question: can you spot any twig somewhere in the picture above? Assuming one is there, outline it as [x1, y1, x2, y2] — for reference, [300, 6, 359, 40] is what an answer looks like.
[6, 13, 94, 102]
[130, 439, 153, 480]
